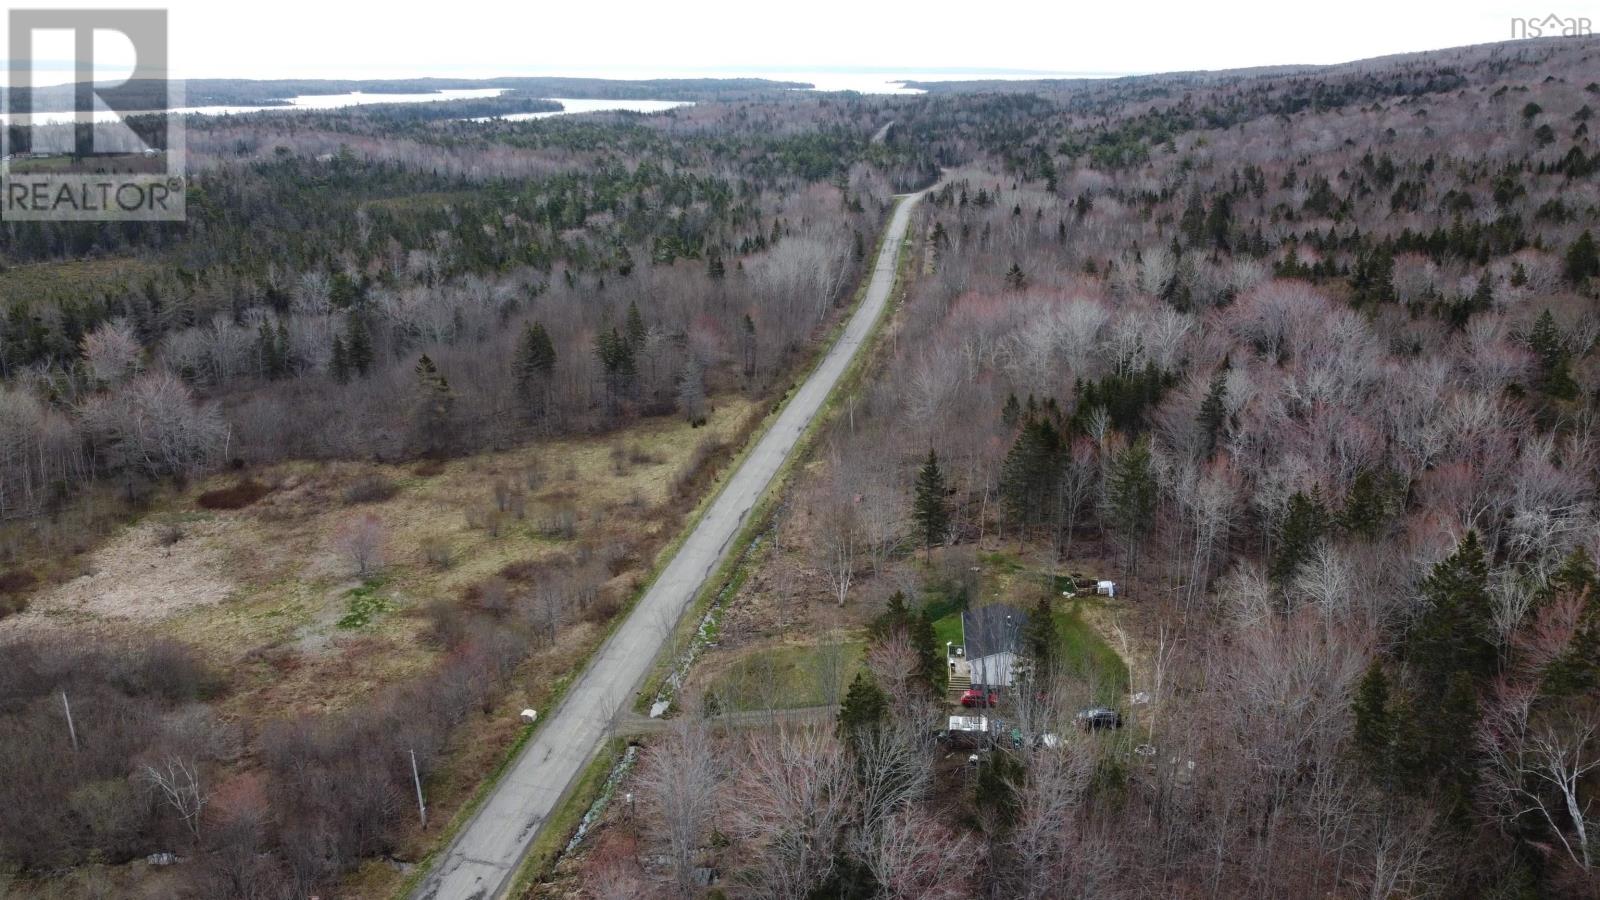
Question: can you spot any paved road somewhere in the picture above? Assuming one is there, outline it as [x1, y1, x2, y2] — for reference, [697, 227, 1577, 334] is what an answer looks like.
[413, 189, 924, 900]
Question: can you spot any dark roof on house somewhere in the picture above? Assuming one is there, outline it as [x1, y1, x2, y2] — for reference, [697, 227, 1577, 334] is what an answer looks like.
[962, 603, 1028, 660]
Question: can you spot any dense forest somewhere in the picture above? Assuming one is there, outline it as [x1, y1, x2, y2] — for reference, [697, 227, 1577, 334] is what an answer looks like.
[3, 33, 1600, 900]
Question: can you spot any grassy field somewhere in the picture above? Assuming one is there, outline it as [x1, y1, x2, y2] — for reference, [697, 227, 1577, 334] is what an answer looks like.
[0, 395, 762, 898]
[703, 639, 866, 712]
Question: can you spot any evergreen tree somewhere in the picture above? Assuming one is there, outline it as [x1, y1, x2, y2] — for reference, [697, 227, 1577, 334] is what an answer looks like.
[346, 315, 374, 377]
[514, 322, 557, 420]
[740, 314, 756, 376]
[1271, 488, 1329, 584]
[1528, 308, 1579, 398]
[1538, 548, 1600, 698]
[912, 449, 950, 554]
[1000, 417, 1062, 533]
[1565, 229, 1598, 285]
[1004, 263, 1027, 291]
[1340, 469, 1393, 541]
[1179, 194, 1207, 246]
[594, 327, 637, 409]
[413, 354, 455, 455]
[1407, 531, 1496, 691]
[1351, 661, 1395, 780]
[867, 593, 946, 695]
[256, 320, 287, 380]
[624, 300, 647, 351]
[329, 335, 350, 384]
[707, 248, 725, 280]
[1001, 393, 1021, 428]
[973, 749, 1025, 831]
[1106, 436, 1157, 572]
[1196, 369, 1228, 458]
[1529, 309, 1564, 372]
[1020, 597, 1058, 675]
[1205, 194, 1233, 250]
[838, 672, 889, 741]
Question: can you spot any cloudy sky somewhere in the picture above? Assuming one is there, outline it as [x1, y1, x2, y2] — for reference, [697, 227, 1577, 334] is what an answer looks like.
[0, 0, 1574, 85]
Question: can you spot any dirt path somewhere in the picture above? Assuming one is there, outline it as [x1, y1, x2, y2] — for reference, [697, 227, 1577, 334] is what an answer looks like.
[412, 189, 925, 900]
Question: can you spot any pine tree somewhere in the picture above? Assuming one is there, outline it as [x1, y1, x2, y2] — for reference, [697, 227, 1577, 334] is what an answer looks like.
[1179, 194, 1207, 247]
[346, 315, 374, 377]
[1528, 309, 1579, 397]
[973, 749, 1025, 831]
[838, 672, 889, 741]
[1271, 488, 1329, 584]
[1196, 369, 1228, 458]
[707, 248, 725, 280]
[1529, 309, 1563, 372]
[1001, 393, 1021, 428]
[594, 327, 637, 409]
[1565, 229, 1598, 285]
[912, 449, 950, 555]
[1340, 470, 1392, 541]
[1000, 417, 1062, 534]
[1407, 531, 1495, 692]
[413, 354, 454, 455]
[624, 300, 647, 351]
[1020, 597, 1058, 675]
[1205, 194, 1233, 250]
[1351, 661, 1394, 780]
[1004, 263, 1027, 291]
[513, 322, 557, 420]
[740, 314, 756, 376]
[1106, 436, 1157, 573]
[1538, 548, 1600, 698]
[256, 321, 287, 380]
[329, 336, 350, 384]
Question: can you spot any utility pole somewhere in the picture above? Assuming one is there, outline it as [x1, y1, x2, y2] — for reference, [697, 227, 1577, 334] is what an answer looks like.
[61, 690, 78, 752]
[410, 748, 427, 828]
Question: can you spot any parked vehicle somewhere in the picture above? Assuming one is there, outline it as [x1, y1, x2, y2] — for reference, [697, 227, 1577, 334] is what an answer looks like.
[1075, 706, 1123, 730]
[960, 688, 999, 708]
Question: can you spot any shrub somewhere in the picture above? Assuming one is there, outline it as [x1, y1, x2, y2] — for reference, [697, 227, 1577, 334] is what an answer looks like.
[154, 522, 184, 547]
[540, 507, 577, 539]
[196, 479, 271, 510]
[0, 568, 37, 595]
[342, 474, 398, 505]
[420, 535, 453, 570]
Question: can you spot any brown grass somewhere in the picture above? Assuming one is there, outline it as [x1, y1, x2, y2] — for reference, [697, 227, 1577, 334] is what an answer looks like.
[0, 395, 765, 897]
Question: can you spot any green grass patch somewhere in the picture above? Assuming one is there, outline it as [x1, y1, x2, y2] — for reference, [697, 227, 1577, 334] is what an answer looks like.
[931, 613, 963, 649]
[979, 551, 1023, 573]
[707, 641, 867, 712]
[337, 581, 393, 629]
[1053, 603, 1128, 706]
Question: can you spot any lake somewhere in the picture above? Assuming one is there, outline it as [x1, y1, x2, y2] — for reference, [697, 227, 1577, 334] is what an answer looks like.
[468, 98, 692, 122]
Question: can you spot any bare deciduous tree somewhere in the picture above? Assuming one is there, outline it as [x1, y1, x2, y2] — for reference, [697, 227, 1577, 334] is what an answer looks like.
[334, 512, 388, 577]
[140, 755, 209, 843]
[635, 718, 720, 896]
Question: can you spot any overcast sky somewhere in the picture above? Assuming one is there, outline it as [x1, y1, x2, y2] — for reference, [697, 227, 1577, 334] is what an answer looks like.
[0, 0, 1574, 85]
